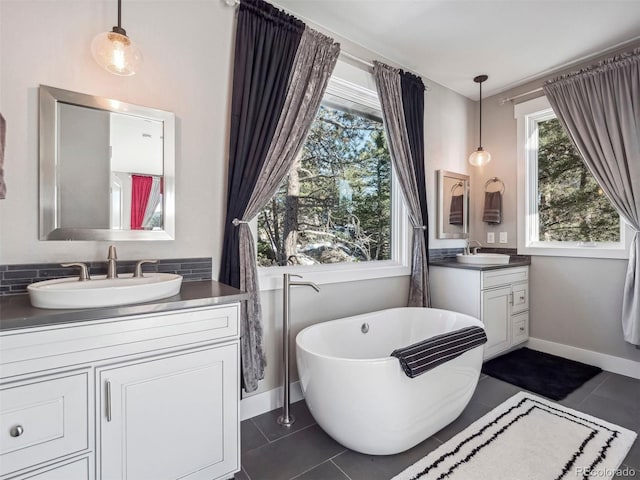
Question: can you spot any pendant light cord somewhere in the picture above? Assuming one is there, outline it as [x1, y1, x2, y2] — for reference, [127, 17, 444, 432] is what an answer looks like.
[479, 80, 482, 149]
[469, 75, 490, 166]
[112, 0, 126, 36]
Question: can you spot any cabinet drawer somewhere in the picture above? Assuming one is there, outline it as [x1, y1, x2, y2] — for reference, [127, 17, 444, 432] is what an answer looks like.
[0, 373, 88, 476]
[1, 304, 239, 379]
[18, 457, 90, 480]
[482, 267, 528, 290]
[512, 312, 529, 345]
[511, 282, 529, 314]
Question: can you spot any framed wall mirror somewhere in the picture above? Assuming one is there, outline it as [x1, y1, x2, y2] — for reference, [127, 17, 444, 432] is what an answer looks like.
[436, 170, 469, 239]
[39, 85, 175, 241]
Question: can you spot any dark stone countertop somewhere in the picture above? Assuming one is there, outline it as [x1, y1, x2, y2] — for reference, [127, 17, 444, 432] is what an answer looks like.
[0, 280, 248, 332]
[429, 255, 531, 271]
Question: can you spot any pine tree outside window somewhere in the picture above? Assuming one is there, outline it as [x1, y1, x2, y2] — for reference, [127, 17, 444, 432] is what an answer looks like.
[515, 96, 630, 259]
[255, 72, 410, 290]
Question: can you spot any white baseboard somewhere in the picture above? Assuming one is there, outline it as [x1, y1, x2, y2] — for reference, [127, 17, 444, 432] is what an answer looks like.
[240, 381, 304, 421]
[527, 337, 640, 380]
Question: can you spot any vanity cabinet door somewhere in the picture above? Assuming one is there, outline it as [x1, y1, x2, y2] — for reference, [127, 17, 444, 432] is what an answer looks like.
[98, 344, 239, 480]
[481, 287, 511, 359]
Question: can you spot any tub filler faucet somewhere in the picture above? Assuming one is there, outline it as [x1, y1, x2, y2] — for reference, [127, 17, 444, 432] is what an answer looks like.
[278, 274, 320, 428]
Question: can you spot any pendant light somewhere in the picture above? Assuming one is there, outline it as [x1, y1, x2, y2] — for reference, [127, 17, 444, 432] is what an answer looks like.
[91, 0, 142, 76]
[468, 75, 491, 167]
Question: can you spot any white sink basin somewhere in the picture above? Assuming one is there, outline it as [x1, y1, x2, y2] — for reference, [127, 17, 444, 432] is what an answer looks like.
[28, 273, 183, 309]
[456, 253, 510, 265]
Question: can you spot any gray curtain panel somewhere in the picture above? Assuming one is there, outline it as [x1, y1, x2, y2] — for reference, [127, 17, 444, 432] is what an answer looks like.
[235, 27, 339, 390]
[244, 29, 340, 219]
[543, 48, 640, 346]
[221, 0, 304, 392]
[373, 62, 430, 307]
[0, 113, 6, 199]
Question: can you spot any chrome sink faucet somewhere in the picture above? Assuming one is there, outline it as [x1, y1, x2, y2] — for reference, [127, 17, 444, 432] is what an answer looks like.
[107, 245, 118, 279]
[465, 239, 482, 255]
[61, 262, 91, 281]
[134, 259, 158, 278]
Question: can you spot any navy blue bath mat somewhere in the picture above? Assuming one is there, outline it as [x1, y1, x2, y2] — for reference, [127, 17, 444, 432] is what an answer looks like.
[481, 348, 602, 401]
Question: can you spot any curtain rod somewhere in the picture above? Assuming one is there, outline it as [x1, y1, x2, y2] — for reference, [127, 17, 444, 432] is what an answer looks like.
[340, 50, 374, 69]
[499, 87, 543, 105]
[498, 38, 640, 105]
[340, 51, 431, 92]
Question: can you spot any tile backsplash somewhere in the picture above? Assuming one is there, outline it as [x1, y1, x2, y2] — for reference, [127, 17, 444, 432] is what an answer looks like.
[428, 247, 518, 261]
[2, 250, 519, 295]
[428, 248, 465, 260]
[0, 257, 212, 296]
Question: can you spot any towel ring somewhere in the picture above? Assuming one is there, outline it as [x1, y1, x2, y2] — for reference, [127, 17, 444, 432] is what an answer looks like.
[484, 177, 505, 194]
[450, 181, 464, 194]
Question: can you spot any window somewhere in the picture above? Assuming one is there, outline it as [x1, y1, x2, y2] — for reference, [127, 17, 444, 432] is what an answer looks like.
[256, 72, 409, 290]
[515, 96, 628, 258]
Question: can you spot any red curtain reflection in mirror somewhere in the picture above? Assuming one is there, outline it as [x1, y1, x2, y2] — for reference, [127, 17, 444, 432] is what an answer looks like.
[131, 175, 153, 229]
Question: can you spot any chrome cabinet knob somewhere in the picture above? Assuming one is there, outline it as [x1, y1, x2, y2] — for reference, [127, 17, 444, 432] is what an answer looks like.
[10, 425, 24, 437]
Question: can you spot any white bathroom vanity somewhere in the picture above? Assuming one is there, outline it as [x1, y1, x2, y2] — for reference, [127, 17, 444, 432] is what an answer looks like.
[430, 260, 530, 359]
[0, 282, 244, 480]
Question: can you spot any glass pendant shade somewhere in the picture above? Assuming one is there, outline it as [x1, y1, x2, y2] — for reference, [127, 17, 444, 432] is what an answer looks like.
[468, 147, 491, 167]
[91, 30, 141, 76]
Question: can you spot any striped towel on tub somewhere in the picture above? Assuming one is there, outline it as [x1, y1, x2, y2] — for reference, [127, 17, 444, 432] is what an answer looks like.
[391, 326, 487, 378]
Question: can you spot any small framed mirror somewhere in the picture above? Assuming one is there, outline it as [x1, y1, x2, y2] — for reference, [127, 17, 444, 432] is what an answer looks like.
[436, 170, 469, 239]
[39, 85, 175, 241]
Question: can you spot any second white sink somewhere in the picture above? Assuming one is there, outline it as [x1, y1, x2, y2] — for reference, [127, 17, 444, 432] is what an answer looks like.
[28, 273, 183, 309]
[456, 253, 510, 265]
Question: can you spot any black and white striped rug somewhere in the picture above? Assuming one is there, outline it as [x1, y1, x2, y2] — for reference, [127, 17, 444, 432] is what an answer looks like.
[393, 392, 636, 480]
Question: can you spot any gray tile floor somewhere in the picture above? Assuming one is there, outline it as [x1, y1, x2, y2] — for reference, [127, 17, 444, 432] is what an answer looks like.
[237, 371, 640, 480]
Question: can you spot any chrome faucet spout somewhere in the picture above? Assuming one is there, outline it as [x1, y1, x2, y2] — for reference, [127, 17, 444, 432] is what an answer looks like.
[107, 245, 118, 279]
[289, 280, 320, 292]
[61, 262, 91, 281]
[465, 239, 482, 255]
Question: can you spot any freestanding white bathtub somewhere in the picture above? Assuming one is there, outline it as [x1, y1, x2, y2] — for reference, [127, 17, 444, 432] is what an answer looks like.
[296, 307, 484, 455]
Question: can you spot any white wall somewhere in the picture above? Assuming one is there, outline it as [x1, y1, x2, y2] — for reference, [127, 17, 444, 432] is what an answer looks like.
[475, 44, 640, 363]
[529, 256, 635, 360]
[425, 83, 476, 250]
[0, 1, 476, 395]
[469, 97, 518, 247]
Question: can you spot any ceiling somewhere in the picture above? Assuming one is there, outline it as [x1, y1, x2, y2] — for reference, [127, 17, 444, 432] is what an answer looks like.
[273, 0, 640, 100]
